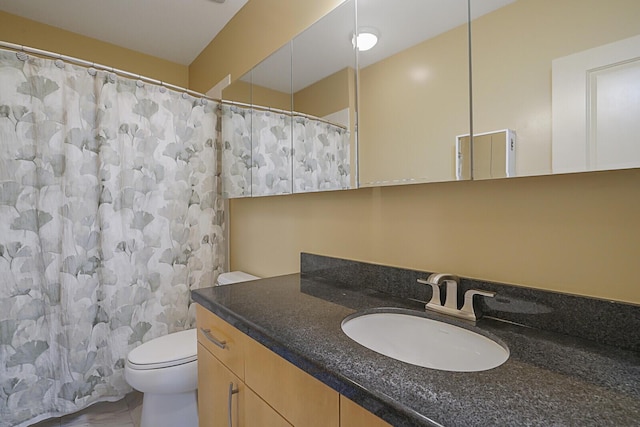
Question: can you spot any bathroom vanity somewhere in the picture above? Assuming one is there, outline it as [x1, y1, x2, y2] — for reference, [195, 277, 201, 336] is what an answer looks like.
[196, 304, 389, 427]
[191, 254, 640, 426]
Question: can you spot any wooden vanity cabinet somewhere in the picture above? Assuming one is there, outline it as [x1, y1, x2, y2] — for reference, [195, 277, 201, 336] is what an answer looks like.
[197, 304, 292, 426]
[244, 333, 339, 427]
[195, 304, 390, 427]
[198, 342, 244, 427]
[340, 396, 392, 427]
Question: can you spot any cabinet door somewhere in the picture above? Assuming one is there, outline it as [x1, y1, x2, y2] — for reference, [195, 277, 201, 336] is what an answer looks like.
[245, 387, 292, 427]
[339, 396, 392, 427]
[245, 338, 339, 427]
[198, 343, 245, 427]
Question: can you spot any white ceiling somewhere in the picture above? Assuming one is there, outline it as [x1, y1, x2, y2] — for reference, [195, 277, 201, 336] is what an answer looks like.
[0, 0, 516, 92]
[0, 0, 248, 65]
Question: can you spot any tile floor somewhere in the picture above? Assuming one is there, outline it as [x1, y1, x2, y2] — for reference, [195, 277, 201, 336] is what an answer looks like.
[30, 391, 142, 427]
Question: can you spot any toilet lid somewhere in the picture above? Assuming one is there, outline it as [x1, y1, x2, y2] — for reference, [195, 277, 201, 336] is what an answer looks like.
[127, 329, 197, 370]
[217, 271, 259, 286]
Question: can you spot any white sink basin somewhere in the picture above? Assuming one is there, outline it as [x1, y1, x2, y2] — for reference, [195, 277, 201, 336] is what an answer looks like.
[341, 310, 509, 372]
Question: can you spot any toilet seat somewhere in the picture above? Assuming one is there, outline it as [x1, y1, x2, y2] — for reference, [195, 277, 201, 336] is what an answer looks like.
[127, 329, 197, 370]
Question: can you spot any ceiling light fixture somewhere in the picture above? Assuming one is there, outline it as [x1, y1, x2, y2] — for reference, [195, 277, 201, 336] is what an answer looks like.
[352, 28, 379, 52]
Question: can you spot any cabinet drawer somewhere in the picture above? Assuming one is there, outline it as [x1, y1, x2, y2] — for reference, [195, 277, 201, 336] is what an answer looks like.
[196, 304, 245, 379]
[245, 337, 339, 427]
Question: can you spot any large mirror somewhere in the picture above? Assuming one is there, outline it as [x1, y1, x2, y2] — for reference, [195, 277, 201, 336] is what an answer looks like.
[357, 0, 472, 186]
[223, 0, 640, 195]
[221, 42, 294, 198]
[471, 0, 640, 178]
[221, 0, 356, 198]
[292, 6, 357, 192]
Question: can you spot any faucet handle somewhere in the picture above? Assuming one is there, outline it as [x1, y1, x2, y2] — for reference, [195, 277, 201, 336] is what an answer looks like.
[461, 289, 496, 321]
[426, 273, 459, 284]
[417, 278, 441, 306]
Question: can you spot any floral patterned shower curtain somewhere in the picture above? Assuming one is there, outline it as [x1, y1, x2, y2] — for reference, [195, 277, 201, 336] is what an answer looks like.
[292, 115, 350, 193]
[251, 110, 293, 196]
[221, 103, 350, 198]
[0, 49, 225, 426]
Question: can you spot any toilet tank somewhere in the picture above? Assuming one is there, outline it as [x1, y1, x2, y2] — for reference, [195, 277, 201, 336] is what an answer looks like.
[216, 271, 260, 286]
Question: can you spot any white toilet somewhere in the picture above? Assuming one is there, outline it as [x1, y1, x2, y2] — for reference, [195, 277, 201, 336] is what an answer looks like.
[125, 271, 259, 427]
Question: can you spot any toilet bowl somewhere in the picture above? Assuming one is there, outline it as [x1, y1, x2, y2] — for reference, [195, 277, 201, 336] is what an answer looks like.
[125, 329, 198, 427]
[125, 271, 259, 427]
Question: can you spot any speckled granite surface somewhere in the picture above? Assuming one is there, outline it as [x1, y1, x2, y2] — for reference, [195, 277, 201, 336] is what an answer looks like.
[301, 253, 640, 351]
[191, 271, 640, 426]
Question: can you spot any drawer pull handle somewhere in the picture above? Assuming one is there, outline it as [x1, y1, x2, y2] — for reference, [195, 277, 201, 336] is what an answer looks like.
[200, 328, 227, 349]
[228, 382, 239, 427]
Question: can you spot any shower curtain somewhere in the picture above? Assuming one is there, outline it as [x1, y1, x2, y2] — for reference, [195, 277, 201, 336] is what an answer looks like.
[0, 49, 225, 426]
[221, 103, 351, 198]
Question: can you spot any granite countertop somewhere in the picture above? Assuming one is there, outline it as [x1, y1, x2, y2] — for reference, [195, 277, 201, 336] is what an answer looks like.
[191, 274, 640, 427]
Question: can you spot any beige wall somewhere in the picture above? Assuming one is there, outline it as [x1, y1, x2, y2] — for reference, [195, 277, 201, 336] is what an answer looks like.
[224, 80, 292, 110]
[223, 66, 353, 116]
[231, 169, 640, 304]
[191, 0, 640, 305]
[358, 19, 469, 185]
[189, 0, 344, 93]
[0, 11, 188, 87]
[293, 68, 351, 118]
[223, 80, 253, 104]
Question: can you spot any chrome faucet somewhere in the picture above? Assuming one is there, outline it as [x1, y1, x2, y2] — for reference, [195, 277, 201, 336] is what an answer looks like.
[417, 273, 495, 321]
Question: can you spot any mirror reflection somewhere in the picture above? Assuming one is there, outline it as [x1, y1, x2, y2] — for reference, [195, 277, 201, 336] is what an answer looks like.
[472, 0, 640, 178]
[221, 42, 294, 197]
[357, 0, 472, 186]
[291, 2, 356, 192]
[223, 0, 640, 196]
[221, 0, 356, 198]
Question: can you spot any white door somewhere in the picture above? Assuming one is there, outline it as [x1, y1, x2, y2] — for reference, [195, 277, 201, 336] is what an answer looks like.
[552, 34, 640, 173]
[588, 60, 640, 169]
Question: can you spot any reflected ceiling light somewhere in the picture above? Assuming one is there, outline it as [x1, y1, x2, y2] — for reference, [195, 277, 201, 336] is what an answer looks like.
[410, 67, 430, 83]
[352, 28, 379, 51]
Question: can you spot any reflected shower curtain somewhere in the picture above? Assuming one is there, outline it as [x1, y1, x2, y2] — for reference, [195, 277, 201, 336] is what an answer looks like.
[251, 110, 293, 196]
[0, 49, 225, 426]
[292, 115, 350, 193]
[220, 104, 252, 198]
[221, 103, 350, 198]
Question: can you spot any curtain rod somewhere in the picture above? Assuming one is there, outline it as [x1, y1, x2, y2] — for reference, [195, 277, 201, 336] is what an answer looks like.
[0, 41, 348, 130]
[223, 99, 348, 130]
[0, 40, 219, 102]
